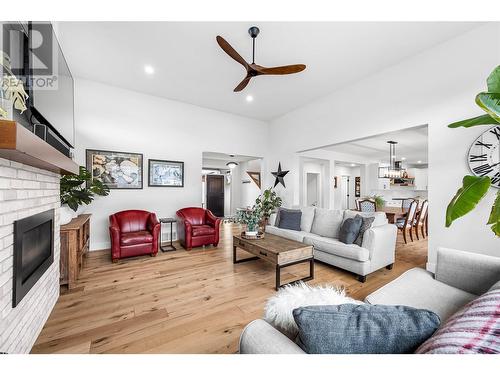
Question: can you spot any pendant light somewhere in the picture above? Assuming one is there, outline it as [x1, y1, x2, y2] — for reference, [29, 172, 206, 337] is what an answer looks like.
[385, 141, 403, 178]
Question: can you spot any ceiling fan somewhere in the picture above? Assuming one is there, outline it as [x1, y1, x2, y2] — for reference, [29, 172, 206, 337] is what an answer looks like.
[216, 26, 306, 92]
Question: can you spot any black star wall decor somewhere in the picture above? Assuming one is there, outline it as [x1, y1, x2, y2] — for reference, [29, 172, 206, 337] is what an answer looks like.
[271, 162, 289, 188]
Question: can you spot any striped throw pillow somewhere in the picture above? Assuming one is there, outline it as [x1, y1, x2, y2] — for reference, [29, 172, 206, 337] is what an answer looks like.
[416, 289, 500, 354]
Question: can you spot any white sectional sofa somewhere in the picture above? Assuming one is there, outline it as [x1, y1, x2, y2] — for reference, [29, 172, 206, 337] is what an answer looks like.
[239, 248, 500, 354]
[266, 207, 397, 282]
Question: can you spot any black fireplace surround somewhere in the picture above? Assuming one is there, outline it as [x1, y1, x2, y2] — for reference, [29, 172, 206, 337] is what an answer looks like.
[13, 209, 54, 307]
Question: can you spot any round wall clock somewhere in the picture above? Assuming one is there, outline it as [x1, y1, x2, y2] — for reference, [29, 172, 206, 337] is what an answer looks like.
[467, 125, 500, 189]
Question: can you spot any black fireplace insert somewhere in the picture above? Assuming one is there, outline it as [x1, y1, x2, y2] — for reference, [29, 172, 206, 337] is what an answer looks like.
[13, 209, 54, 307]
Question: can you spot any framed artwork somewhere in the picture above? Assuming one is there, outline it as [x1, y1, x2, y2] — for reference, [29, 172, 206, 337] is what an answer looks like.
[148, 159, 184, 187]
[247, 171, 261, 188]
[86, 149, 143, 189]
[355, 176, 361, 197]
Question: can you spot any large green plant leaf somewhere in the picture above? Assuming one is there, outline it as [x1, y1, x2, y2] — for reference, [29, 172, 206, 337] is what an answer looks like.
[448, 114, 499, 128]
[487, 191, 500, 236]
[447, 66, 500, 128]
[476, 92, 500, 122]
[486, 65, 500, 93]
[446, 175, 491, 227]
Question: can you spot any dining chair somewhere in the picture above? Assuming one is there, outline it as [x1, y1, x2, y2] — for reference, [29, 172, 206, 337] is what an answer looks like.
[401, 198, 416, 209]
[395, 200, 418, 244]
[425, 209, 429, 236]
[414, 200, 429, 240]
[359, 199, 376, 212]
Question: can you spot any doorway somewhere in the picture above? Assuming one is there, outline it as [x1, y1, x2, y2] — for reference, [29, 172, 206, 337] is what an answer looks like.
[306, 173, 320, 206]
[206, 175, 225, 217]
[340, 175, 350, 210]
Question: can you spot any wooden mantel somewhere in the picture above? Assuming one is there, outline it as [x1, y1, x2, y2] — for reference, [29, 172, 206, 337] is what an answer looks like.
[0, 119, 79, 175]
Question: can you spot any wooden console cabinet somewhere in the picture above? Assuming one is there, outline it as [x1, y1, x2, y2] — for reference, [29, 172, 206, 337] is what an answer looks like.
[60, 214, 91, 289]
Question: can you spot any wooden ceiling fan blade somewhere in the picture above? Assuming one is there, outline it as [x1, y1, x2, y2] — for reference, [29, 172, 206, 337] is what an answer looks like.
[234, 76, 252, 92]
[216, 36, 249, 69]
[255, 64, 306, 75]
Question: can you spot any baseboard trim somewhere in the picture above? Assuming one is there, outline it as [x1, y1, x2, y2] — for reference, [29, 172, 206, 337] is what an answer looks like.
[426, 262, 436, 274]
[91, 241, 110, 251]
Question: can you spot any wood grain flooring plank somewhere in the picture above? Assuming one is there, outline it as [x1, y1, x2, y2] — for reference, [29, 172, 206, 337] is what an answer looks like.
[32, 223, 427, 353]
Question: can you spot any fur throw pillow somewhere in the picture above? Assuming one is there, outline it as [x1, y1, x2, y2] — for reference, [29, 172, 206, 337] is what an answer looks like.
[264, 281, 363, 338]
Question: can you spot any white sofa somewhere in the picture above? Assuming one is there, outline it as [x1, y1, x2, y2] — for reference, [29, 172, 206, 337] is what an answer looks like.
[239, 247, 500, 354]
[266, 207, 397, 282]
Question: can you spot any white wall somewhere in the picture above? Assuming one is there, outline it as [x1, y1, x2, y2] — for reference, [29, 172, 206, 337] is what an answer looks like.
[265, 23, 500, 270]
[74, 79, 268, 250]
[240, 159, 262, 208]
[302, 160, 323, 207]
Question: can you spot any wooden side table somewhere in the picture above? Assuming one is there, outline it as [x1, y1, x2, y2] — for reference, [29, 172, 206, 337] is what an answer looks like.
[159, 217, 176, 252]
[60, 214, 91, 289]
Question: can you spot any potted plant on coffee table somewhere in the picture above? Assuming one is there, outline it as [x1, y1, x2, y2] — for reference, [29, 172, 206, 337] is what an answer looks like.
[236, 207, 263, 237]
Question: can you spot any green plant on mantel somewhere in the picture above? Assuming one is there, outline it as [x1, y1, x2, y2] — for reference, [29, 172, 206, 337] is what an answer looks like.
[60, 166, 110, 211]
[446, 65, 500, 236]
[254, 187, 283, 220]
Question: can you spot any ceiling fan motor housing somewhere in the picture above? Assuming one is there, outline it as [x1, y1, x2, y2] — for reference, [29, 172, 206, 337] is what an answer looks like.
[248, 26, 260, 38]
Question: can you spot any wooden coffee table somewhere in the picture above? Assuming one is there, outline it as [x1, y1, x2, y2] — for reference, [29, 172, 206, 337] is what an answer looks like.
[233, 233, 314, 290]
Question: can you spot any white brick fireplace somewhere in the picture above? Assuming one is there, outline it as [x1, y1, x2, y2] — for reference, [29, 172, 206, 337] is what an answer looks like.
[0, 157, 60, 353]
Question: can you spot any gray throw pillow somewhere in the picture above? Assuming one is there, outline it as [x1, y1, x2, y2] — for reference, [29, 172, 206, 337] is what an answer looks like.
[353, 215, 375, 246]
[277, 208, 302, 231]
[338, 216, 362, 244]
[275, 208, 298, 227]
[293, 304, 440, 354]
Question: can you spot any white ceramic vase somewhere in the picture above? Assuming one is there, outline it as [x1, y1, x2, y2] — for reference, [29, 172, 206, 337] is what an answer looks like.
[0, 97, 13, 121]
[60, 205, 76, 225]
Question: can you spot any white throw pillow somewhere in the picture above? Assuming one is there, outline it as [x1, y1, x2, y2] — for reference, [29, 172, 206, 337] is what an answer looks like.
[268, 213, 278, 227]
[264, 281, 363, 338]
[300, 206, 316, 232]
[310, 208, 344, 238]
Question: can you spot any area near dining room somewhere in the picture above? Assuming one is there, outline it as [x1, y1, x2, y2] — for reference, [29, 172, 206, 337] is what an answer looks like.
[296, 125, 429, 246]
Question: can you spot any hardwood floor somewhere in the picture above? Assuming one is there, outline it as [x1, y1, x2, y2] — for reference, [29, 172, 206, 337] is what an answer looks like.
[31, 223, 427, 354]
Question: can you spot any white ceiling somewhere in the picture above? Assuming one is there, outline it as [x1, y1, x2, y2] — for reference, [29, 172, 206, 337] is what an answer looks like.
[202, 152, 261, 163]
[58, 22, 481, 121]
[321, 125, 428, 165]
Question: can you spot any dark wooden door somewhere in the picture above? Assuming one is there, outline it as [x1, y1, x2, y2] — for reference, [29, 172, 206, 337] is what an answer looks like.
[206, 175, 225, 217]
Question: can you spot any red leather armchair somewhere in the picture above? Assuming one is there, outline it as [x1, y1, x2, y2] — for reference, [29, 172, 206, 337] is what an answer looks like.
[109, 210, 160, 261]
[176, 207, 221, 250]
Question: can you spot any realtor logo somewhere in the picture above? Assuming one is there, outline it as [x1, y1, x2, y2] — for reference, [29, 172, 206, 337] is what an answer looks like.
[1, 22, 58, 90]
[29, 22, 55, 76]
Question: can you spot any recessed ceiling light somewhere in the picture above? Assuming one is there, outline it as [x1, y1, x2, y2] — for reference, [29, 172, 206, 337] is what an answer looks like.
[226, 161, 238, 169]
[246, 95, 253, 102]
[350, 164, 356, 167]
[144, 65, 155, 75]
[401, 157, 406, 161]
[417, 160, 422, 164]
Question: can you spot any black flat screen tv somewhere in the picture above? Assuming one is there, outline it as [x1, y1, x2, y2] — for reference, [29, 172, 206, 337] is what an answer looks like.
[28, 22, 75, 148]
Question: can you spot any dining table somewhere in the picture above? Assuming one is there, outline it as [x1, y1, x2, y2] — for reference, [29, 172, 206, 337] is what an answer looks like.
[354, 206, 410, 223]
[377, 207, 409, 224]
